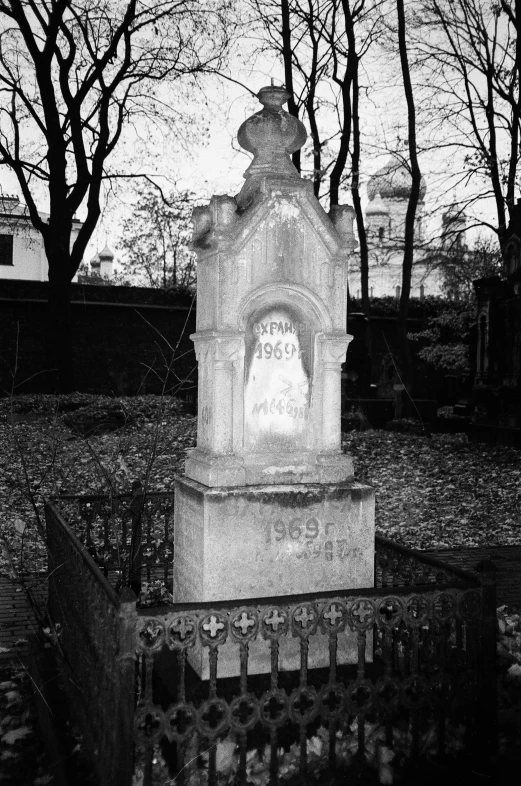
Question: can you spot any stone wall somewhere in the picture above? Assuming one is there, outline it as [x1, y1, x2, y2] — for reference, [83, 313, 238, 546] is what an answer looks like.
[0, 279, 457, 404]
[0, 280, 197, 398]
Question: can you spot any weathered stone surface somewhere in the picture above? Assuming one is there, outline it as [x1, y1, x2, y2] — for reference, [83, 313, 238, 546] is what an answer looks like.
[185, 86, 356, 488]
[174, 477, 374, 602]
[174, 476, 375, 678]
[174, 86, 375, 679]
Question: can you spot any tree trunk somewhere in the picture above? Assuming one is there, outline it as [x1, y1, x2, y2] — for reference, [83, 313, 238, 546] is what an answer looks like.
[329, 94, 352, 207]
[351, 67, 370, 318]
[46, 250, 74, 393]
[281, 0, 301, 172]
[396, 0, 421, 390]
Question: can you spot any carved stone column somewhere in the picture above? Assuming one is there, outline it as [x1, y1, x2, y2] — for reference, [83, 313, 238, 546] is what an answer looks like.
[186, 332, 245, 485]
[318, 333, 352, 452]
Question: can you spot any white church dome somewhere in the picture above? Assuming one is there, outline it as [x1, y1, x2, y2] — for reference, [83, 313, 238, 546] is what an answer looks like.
[365, 192, 389, 216]
[367, 158, 427, 202]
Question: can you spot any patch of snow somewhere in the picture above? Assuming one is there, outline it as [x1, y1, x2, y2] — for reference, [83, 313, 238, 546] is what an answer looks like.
[262, 465, 307, 475]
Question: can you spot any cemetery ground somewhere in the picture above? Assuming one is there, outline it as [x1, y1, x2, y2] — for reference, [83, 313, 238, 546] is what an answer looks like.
[1, 394, 521, 783]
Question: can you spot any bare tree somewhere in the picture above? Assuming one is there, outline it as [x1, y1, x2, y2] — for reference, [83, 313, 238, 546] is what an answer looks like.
[280, 0, 301, 171]
[331, 0, 378, 316]
[248, 0, 334, 193]
[116, 187, 198, 289]
[437, 234, 503, 299]
[0, 0, 232, 391]
[413, 0, 521, 244]
[375, 0, 423, 385]
[396, 0, 422, 343]
[248, 0, 383, 315]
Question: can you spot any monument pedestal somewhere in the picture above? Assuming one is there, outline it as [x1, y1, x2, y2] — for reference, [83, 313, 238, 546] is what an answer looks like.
[173, 85, 375, 680]
[174, 476, 374, 678]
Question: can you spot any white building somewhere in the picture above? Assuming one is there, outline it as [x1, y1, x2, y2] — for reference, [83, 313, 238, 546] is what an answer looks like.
[0, 194, 82, 281]
[349, 158, 444, 299]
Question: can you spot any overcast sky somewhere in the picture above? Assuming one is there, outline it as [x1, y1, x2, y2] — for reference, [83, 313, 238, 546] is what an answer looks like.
[1, 17, 500, 266]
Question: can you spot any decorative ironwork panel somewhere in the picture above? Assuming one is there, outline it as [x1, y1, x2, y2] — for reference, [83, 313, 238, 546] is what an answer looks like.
[53, 491, 478, 605]
[134, 586, 486, 784]
[54, 489, 175, 592]
[375, 535, 479, 588]
[45, 502, 135, 786]
[46, 492, 496, 785]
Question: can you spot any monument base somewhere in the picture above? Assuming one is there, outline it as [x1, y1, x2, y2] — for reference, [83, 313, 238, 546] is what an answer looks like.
[184, 448, 354, 487]
[174, 477, 375, 678]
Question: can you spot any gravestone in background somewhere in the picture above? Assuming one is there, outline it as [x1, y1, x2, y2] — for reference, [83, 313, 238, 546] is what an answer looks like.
[174, 86, 375, 677]
[473, 199, 521, 439]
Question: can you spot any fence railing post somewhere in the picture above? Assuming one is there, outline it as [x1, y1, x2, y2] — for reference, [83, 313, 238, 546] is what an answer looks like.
[117, 586, 138, 786]
[128, 480, 144, 593]
[476, 559, 498, 773]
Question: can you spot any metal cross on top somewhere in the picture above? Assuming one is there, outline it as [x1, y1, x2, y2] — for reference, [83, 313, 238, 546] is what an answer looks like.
[294, 605, 316, 629]
[202, 615, 225, 639]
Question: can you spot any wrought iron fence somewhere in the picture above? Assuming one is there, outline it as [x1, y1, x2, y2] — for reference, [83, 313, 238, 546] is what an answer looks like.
[375, 534, 482, 587]
[133, 585, 493, 785]
[53, 490, 478, 599]
[45, 503, 135, 786]
[45, 497, 497, 786]
[54, 485, 174, 589]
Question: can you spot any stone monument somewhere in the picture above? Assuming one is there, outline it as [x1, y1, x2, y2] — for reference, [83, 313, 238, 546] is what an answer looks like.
[174, 86, 375, 677]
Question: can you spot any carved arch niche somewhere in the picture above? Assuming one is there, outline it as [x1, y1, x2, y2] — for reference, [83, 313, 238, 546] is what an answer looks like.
[240, 286, 329, 453]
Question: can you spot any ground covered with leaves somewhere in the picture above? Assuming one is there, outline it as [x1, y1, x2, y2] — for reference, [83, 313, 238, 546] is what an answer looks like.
[0, 394, 194, 575]
[0, 663, 53, 786]
[1, 394, 521, 782]
[1, 394, 521, 570]
[342, 430, 521, 550]
[0, 653, 98, 786]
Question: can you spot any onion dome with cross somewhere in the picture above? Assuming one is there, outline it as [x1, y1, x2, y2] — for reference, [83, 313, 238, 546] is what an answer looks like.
[367, 157, 427, 202]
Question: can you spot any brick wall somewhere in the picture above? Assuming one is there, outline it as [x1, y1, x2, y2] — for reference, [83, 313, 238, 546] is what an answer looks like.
[0, 280, 197, 397]
[0, 280, 466, 404]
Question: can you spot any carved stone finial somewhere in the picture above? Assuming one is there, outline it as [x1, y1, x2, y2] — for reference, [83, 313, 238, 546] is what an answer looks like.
[236, 86, 307, 208]
[191, 195, 237, 249]
[330, 204, 356, 251]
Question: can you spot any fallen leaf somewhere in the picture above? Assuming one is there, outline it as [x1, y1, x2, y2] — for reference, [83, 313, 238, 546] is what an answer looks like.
[2, 726, 32, 744]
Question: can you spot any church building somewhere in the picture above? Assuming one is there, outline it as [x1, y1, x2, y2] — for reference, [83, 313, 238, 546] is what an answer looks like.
[349, 158, 444, 299]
